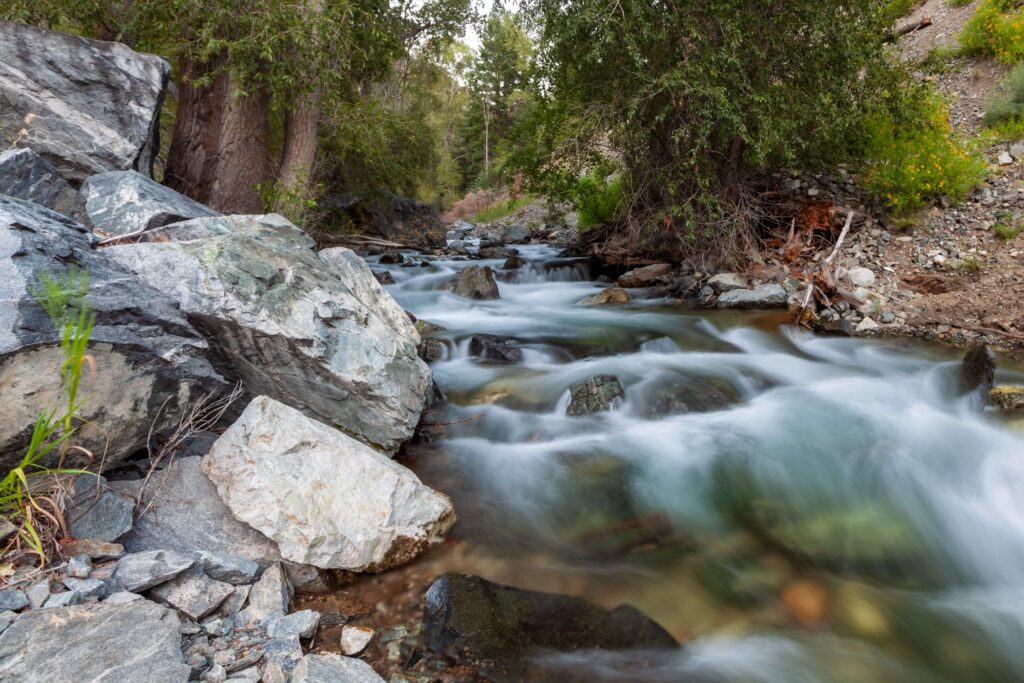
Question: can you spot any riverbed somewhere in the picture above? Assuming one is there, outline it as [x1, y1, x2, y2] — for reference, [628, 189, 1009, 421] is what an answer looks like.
[307, 244, 1024, 683]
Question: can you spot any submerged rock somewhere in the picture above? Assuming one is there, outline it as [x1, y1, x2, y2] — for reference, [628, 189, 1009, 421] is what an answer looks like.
[81, 170, 219, 237]
[717, 283, 787, 309]
[0, 22, 169, 181]
[105, 215, 430, 454]
[423, 573, 677, 681]
[0, 148, 84, 219]
[203, 396, 455, 572]
[450, 265, 500, 300]
[567, 376, 625, 416]
[0, 195, 223, 473]
[618, 263, 672, 288]
[469, 334, 523, 364]
[579, 287, 629, 306]
[0, 602, 190, 682]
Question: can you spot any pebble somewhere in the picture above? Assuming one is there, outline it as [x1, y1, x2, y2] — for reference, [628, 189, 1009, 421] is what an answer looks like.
[67, 555, 93, 579]
[340, 625, 375, 655]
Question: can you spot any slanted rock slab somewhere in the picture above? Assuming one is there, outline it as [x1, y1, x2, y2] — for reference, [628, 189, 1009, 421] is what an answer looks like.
[0, 601, 190, 682]
[0, 148, 84, 219]
[292, 653, 385, 683]
[149, 567, 234, 620]
[67, 474, 134, 542]
[81, 170, 219, 237]
[203, 396, 455, 572]
[113, 549, 194, 592]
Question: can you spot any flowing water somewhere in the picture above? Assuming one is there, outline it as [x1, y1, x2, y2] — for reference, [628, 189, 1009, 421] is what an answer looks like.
[372, 244, 1024, 683]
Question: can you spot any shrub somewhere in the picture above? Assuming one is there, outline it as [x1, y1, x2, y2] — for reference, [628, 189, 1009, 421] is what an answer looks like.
[472, 195, 534, 223]
[571, 172, 625, 229]
[961, 0, 1024, 64]
[862, 95, 985, 214]
[983, 64, 1024, 135]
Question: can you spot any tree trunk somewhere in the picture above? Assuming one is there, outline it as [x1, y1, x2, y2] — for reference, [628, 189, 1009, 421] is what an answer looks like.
[483, 98, 491, 177]
[276, 91, 321, 201]
[165, 54, 269, 213]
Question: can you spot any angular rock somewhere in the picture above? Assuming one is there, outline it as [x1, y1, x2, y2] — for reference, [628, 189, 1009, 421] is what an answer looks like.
[478, 245, 514, 260]
[0, 148, 83, 218]
[0, 601, 189, 681]
[265, 609, 320, 639]
[24, 581, 49, 610]
[105, 216, 430, 454]
[0, 590, 27, 612]
[501, 224, 531, 244]
[66, 554, 93, 579]
[197, 552, 260, 585]
[855, 317, 880, 334]
[340, 625, 375, 655]
[707, 272, 747, 293]
[103, 591, 143, 605]
[0, 22, 169, 181]
[566, 376, 624, 416]
[113, 549, 194, 592]
[61, 538, 124, 562]
[262, 634, 304, 682]
[149, 567, 234, 620]
[502, 254, 526, 270]
[848, 267, 876, 288]
[215, 585, 250, 620]
[448, 220, 475, 239]
[61, 578, 105, 600]
[238, 563, 290, 625]
[580, 287, 629, 306]
[292, 653, 385, 683]
[618, 263, 672, 288]
[959, 344, 996, 396]
[717, 283, 787, 309]
[67, 474, 134, 542]
[42, 591, 81, 609]
[0, 196, 224, 472]
[81, 171, 220, 238]
[111, 457, 281, 565]
[450, 264, 500, 300]
[203, 396, 455, 572]
[991, 386, 1024, 413]
[423, 574, 678, 681]
[469, 334, 523, 364]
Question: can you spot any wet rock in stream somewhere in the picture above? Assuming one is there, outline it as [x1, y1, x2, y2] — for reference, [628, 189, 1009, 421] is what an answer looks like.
[450, 265, 500, 300]
[469, 334, 523, 364]
[423, 573, 678, 682]
[566, 376, 624, 416]
[958, 344, 996, 397]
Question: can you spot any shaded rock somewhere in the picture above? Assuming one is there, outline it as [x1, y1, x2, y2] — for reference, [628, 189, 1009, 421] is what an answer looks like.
[991, 386, 1024, 413]
[478, 245, 513, 260]
[238, 563, 290, 626]
[214, 585, 250, 620]
[580, 287, 629, 306]
[61, 578, 105, 600]
[42, 591, 80, 608]
[67, 474, 133, 542]
[717, 284, 787, 309]
[81, 170, 219, 238]
[0, 22, 169, 181]
[959, 344, 996, 396]
[113, 549, 194, 592]
[24, 581, 49, 610]
[319, 193, 446, 249]
[501, 223, 531, 244]
[635, 374, 742, 418]
[66, 554, 93, 579]
[106, 217, 430, 455]
[0, 601, 189, 681]
[502, 254, 526, 270]
[62, 538, 124, 561]
[292, 653, 385, 683]
[373, 270, 395, 285]
[567, 376, 624, 416]
[423, 574, 677, 682]
[855, 317, 880, 334]
[197, 552, 260, 585]
[450, 265, 500, 300]
[378, 251, 405, 265]
[111, 457, 281, 566]
[149, 567, 234, 620]
[262, 634, 304, 683]
[469, 334, 523, 364]
[448, 220, 475, 239]
[0, 148, 84, 218]
[103, 591, 143, 605]
[419, 337, 444, 363]
[618, 263, 672, 288]
[707, 272, 746, 293]
[0, 196, 223, 473]
[203, 396, 455, 572]
[265, 609, 320, 639]
[0, 590, 27, 612]
[340, 625, 375, 655]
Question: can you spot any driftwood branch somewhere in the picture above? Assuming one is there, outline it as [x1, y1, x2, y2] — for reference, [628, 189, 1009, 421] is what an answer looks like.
[894, 17, 932, 37]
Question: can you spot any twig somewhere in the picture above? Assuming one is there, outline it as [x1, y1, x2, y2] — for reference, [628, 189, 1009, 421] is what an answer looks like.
[825, 212, 855, 266]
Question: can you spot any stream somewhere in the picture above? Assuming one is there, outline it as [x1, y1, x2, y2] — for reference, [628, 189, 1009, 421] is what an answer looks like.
[368, 244, 1024, 682]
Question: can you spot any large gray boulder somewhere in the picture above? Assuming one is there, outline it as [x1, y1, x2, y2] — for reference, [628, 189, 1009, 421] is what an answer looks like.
[0, 601, 190, 682]
[203, 396, 455, 572]
[0, 195, 224, 473]
[292, 654, 385, 683]
[0, 148, 84, 219]
[0, 22, 169, 181]
[81, 171, 220, 237]
[105, 214, 431, 453]
[717, 283, 788, 309]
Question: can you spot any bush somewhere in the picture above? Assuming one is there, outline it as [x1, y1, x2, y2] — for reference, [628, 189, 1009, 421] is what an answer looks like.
[862, 95, 985, 214]
[472, 195, 534, 223]
[961, 0, 1024, 64]
[571, 172, 625, 228]
[983, 63, 1024, 135]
